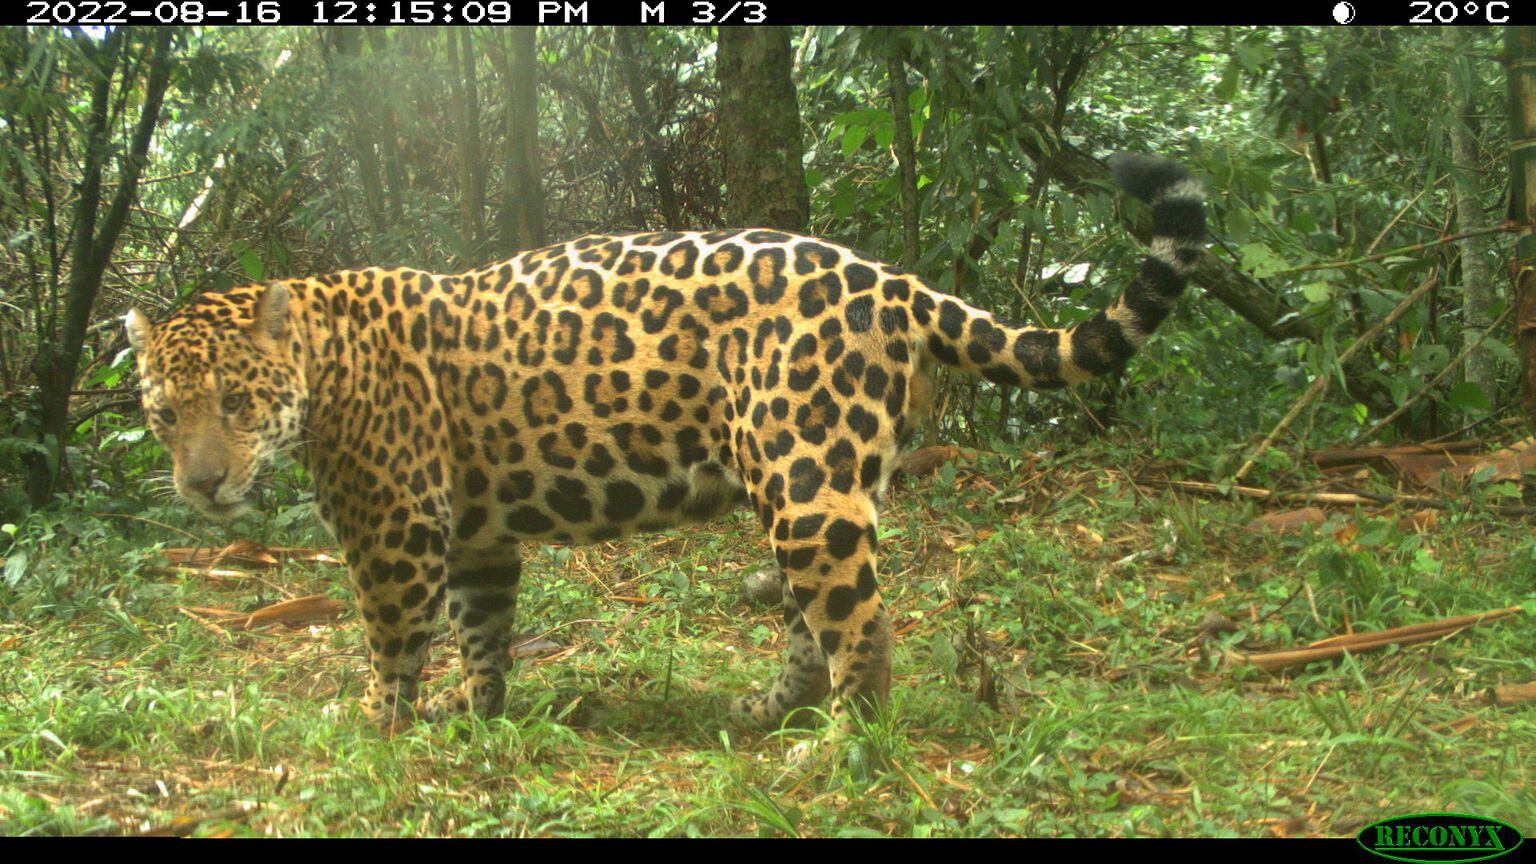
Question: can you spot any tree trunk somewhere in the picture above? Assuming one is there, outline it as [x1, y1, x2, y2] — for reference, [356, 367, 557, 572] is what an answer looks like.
[614, 27, 683, 230]
[1445, 28, 1500, 403]
[1505, 27, 1536, 432]
[364, 29, 407, 225]
[446, 28, 486, 262]
[25, 29, 175, 508]
[883, 29, 920, 270]
[332, 29, 388, 236]
[716, 27, 810, 231]
[497, 27, 546, 254]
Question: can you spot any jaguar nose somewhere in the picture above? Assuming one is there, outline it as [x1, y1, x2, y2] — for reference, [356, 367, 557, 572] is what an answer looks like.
[189, 469, 228, 500]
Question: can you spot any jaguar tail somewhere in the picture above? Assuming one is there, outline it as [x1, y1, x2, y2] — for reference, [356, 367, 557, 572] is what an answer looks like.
[911, 153, 1206, 390]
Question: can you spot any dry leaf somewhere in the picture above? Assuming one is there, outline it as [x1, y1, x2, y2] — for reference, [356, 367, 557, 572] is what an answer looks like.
[508, 632, 563, 659]
[899, 445, 959, 477]
[1386, 439, 1536, 490]
[238, 594, 346, 630]
[1399, 509, 1438, 533]
[1197, 611, 1240, 638]
[1246, 507, 1326, 534]
[1492, 680, 1536, 706]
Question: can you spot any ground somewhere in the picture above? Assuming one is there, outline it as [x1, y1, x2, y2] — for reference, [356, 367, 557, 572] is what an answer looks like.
[2, 432, 1534, 837]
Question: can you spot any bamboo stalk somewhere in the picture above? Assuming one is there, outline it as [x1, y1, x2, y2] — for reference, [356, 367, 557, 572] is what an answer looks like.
[1307, 607, 1522, 647]
[1309, 441, 1484, 467]
[1141, 476, 1536, 516]
[1234, 274, 1439, 483]
[1236, 606, 1522, 671]
[1349, 305, 1515, 447]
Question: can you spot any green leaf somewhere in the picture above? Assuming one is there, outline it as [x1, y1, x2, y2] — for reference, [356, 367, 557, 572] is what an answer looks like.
[1214, 58, 1241, 102]
[1239, 243, 1289, 279]
[930, 632, 958, 676]
[873, 120, 894, 151]
[1444, 380, 1490, 412]
[1482, 338, 1517, 365]
[3, 549, 27, 587]
[831, 189, 855, 219]
[1226, 207, 1253, 244]
[1301, 282, 1331, 304]
[841, 123, 868, 157]
[234, 242, 264, 281]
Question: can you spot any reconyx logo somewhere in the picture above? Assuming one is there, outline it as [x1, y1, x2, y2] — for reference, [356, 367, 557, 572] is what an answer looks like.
[1358, 813, 1524, 864]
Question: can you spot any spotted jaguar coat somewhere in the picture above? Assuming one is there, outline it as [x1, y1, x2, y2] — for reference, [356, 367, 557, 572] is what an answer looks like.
[126, 154, 1206, 730]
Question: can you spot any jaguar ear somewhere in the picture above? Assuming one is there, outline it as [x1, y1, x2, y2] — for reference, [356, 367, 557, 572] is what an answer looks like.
[124, 308, 152, 353]
[253, 283, 290, 341]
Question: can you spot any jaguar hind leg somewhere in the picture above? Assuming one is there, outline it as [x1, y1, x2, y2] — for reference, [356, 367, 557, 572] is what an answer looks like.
[735, 492, 893, 728]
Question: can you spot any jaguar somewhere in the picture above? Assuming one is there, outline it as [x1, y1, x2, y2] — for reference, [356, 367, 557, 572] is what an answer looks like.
[125, 153, 1206, 731]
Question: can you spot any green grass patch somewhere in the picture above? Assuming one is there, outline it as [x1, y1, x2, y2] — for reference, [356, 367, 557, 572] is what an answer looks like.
[2, 437, 1534, 836]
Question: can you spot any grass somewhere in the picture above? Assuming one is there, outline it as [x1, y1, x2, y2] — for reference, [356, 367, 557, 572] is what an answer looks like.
[2, 428, 1535, 837]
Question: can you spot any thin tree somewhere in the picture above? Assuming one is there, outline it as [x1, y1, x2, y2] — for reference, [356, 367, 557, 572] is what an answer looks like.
[25, 28, 176, 507]
[496, 27, 547, 254]
[881, 27, 921, 270]
[331, 29, 388, 236]
[716, 27, 810, 231]
[446, 28, 487, 262]
[1505, 26, 1536, 429]
[1444, 27, 1499, 402]
[614, 27, 683, 230]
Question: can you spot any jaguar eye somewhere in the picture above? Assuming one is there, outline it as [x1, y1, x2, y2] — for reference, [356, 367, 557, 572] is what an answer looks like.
[221, 392, 250, 414]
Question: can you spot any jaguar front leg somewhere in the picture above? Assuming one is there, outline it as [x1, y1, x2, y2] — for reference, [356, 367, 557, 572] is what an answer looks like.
[423, 547, 523, 720]
[344, 535, 448, 731]
[732, 569, 831, 726]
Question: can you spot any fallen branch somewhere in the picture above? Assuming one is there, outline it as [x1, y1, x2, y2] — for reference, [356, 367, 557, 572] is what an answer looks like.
[1142, 477, 1536, 517]
[1234, 274, 1439, 483]
[1235, 606, 1522, 671]
[1308, 441, 1484, 468]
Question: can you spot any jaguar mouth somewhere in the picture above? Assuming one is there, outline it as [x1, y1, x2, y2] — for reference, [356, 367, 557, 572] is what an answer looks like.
[188, 491, 257, 522]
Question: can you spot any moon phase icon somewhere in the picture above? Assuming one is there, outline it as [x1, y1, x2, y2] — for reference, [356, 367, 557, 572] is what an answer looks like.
[1332, 1, 1356, 22]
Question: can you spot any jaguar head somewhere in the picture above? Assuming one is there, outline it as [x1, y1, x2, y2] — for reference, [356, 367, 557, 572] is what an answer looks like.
[125, 284, 309, 521]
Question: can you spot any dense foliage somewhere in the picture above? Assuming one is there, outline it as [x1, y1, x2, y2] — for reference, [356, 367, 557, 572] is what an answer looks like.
[0, 25, 1519, 517]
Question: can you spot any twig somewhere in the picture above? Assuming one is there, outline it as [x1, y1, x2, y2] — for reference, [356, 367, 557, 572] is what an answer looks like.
[177, 606, 233, 640]
[1348, 305, 1514, 446]
[1235, 606, 1522, 671]
[1234, 274, 1439, 483]
[1364, 180, 1439, 256]
[98, 511, 213, 545]
[1272, 225, 1513, 276]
